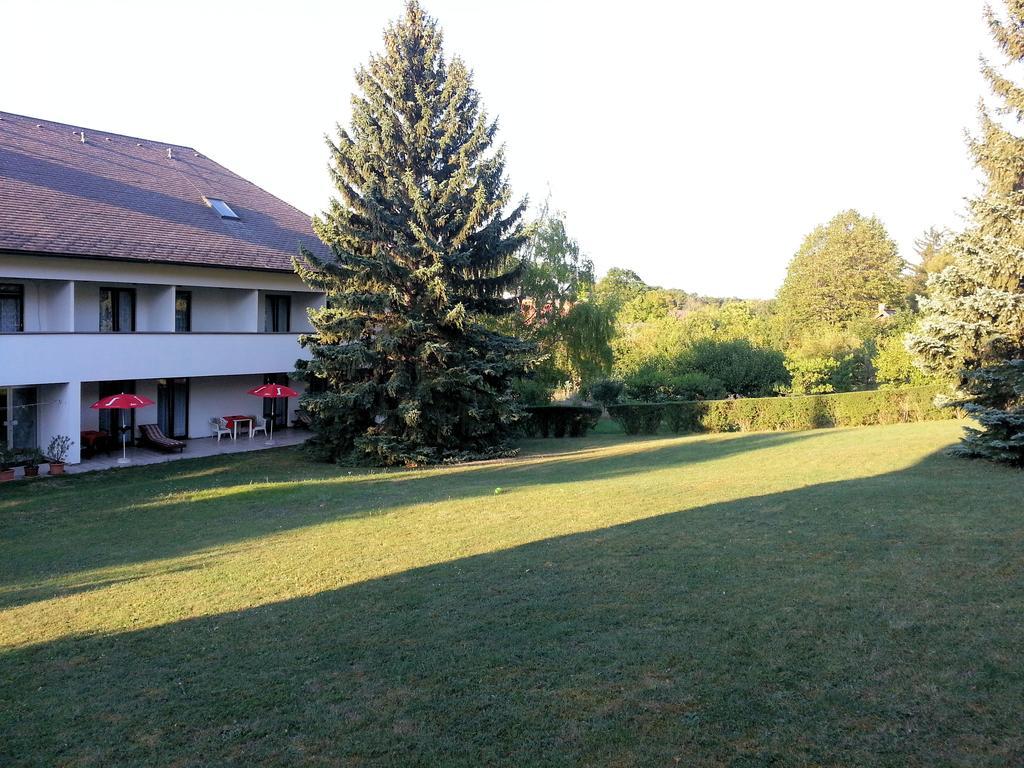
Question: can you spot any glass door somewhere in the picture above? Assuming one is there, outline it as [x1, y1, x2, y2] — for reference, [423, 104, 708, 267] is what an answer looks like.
[0, 386, 38, 451]
[97, 380, 136, 443]
[157, 378, 189, 439]
[264, 295, 291, 332]
[99, 288, 136, 333]
[263, 373, 289, 428]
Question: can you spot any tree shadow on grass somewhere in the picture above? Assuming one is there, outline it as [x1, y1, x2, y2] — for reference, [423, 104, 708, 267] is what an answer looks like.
[0, 430, 825, 609]
[2, 448, 1021, 767]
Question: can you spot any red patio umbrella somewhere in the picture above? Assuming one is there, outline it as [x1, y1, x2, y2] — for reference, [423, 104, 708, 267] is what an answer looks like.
[247, 383, 299, 444]
[90, 393, 155, 465]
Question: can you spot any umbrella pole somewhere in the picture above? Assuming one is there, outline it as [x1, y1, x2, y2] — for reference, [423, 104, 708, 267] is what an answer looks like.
[267, 400, 275, 445]
[118, 410, 129, 465]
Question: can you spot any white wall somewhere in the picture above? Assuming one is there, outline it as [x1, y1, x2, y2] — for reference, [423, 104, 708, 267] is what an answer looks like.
[73, 282, 100, 332]
[137, 285, 174, 332]
[292, 293, 322, 333]
[40, 280, 74, 332]
[189, 287, 258, 331]
[0, 279, 75, 332]
[38, 381, 81, 465]
[188, 374, 264, 438]
[3, 331, 309, 387]
[80, 381, 99, 431]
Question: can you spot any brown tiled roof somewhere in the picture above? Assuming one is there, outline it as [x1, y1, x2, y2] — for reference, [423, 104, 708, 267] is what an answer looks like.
[0, 111, 330, 271]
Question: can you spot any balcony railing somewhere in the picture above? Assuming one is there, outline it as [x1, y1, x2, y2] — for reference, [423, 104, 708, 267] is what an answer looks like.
[0, 332, 310, 387]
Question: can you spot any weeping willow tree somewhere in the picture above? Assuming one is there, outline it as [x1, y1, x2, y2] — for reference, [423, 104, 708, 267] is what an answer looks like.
[506, 201, 614, 390]
[908, 1, 1024, 465]
[294, 0, 535, 466]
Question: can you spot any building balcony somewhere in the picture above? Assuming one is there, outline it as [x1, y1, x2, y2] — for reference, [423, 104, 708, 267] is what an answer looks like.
[0, 332, 310, 387]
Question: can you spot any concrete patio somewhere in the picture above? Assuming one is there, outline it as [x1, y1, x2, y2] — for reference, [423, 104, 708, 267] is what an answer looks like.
[67, 429, 308, 474]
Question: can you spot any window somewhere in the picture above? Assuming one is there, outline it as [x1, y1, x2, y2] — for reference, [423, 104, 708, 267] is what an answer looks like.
[0, 386, 38, 450]
[203, 197, 239, 219]
[264, 295, 291, 332]
[175, 291, 192, 332]
[0, 283, 24, 332]
[99, 287, 136, 333]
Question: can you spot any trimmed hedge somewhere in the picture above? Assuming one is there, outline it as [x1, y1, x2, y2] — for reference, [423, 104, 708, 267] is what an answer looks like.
[524, 405, 602, 438]
[607, 385, 952, 435]
[604, 403, 665, 435]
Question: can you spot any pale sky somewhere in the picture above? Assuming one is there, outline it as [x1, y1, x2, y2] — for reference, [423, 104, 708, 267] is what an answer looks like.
[2, 1, 995, 298]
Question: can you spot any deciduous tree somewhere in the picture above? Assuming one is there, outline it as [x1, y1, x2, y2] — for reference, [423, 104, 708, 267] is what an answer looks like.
[776, 210, 906, 335]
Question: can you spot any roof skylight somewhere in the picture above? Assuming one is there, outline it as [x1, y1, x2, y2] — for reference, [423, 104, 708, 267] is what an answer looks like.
[204, 197, 239, 219]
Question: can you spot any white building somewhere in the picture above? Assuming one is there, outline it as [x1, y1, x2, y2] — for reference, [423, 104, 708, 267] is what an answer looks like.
[0, 112, 327, 465]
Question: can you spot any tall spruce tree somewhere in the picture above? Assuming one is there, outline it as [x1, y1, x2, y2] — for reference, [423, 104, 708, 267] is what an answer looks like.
[294, 0, 533, 466]
[908, 1, 1024, 465]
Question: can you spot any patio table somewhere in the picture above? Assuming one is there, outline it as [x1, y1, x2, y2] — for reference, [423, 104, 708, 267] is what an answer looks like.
[80, 430, 112, 458]
[223, 415, 254, 440]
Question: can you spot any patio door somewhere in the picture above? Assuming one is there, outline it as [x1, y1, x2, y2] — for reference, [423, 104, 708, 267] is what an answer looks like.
[97, 380, 136, 443]
[263, 373, 289, 428]
[157, 378, 189, 439]
[0, 386, 38, 451]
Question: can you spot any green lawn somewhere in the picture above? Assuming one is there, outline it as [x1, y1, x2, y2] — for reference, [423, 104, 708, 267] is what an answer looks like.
[2, 420, 1022, 766]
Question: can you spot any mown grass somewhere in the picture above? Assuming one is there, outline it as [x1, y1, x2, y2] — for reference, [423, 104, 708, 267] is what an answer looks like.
[1, 420, 1022, 766]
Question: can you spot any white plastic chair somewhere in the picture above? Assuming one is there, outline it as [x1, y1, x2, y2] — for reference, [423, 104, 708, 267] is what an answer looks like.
[211, 417, 233, 442]
[251, 416, 268, 439]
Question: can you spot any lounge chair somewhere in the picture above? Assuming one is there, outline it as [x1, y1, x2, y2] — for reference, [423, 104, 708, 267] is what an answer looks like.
[138, 424, 186, 453]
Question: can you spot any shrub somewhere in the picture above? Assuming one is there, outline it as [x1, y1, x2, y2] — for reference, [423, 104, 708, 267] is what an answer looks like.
[585, 378, 624, 407]
[512, 378, 553, 406]
[667, 371, 726, 401]
[785, 355, 841, 394]
[677, 338, 789, 396]
[46, 434, 73, 464]
[622, 366, 671, 402]
[611, 385, 952, 436]
[524, 405, 602, 438]
[623, 367, 726, 402]
[873, 333, 931, 387]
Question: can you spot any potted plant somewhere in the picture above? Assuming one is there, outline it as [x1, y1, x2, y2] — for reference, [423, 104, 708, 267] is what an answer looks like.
[46, 435, 73, 475]
[24, 449, 45, 478]
[0, 448, 15, 483]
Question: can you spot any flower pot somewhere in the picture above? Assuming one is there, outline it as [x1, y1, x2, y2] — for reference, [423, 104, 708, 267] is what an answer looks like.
[24, 466, 40, 478]
[47, 462, 65, 476]
[0, 468, 15, 482]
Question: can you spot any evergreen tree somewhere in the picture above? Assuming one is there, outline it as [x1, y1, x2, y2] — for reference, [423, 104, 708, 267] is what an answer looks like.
[908, 2, 1024, 465]
[775, 210, 906, 335]
[294, 0, 533, 466]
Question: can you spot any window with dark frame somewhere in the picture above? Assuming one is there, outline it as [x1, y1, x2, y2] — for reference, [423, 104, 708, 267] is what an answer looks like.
[264, 295, 291, 333]
[99, 287, 136, 333]
[0, 284, 24, 333]
[175, 291, 192, 332]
